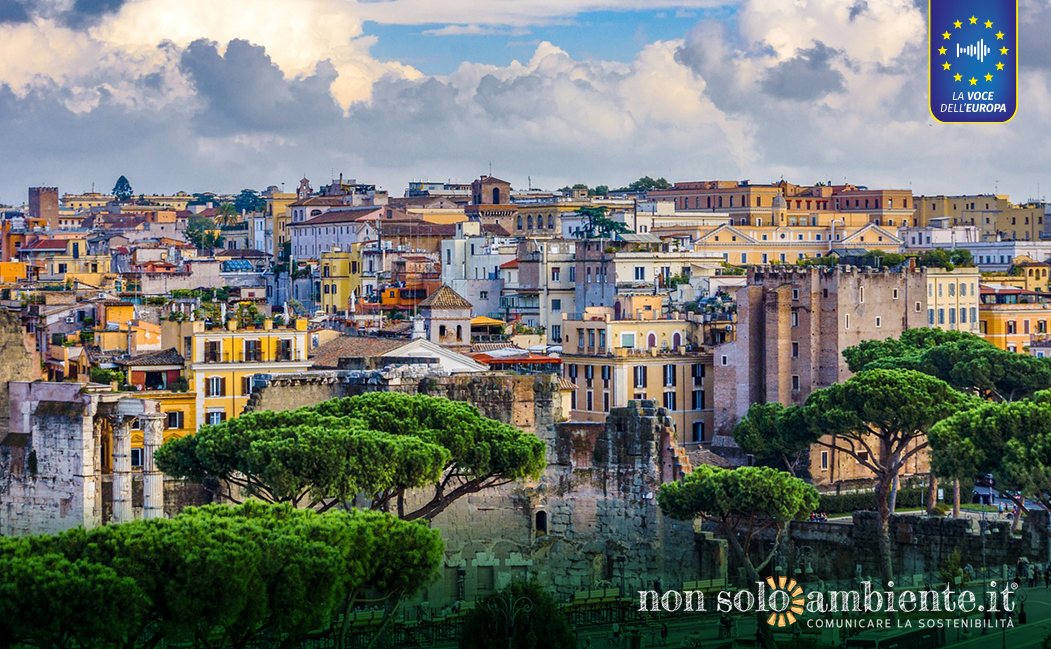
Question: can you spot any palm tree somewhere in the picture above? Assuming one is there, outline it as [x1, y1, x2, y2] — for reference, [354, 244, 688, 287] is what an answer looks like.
[214, 202, 239, 228]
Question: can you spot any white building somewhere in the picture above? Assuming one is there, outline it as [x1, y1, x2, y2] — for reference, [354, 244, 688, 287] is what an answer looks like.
[288, 206, 379, 262]
[440, 221, 517, 318]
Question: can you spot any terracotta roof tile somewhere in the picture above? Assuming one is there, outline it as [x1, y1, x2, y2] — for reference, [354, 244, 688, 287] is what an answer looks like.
[419, 285, 472, 310]
[310, 336, 407, 369]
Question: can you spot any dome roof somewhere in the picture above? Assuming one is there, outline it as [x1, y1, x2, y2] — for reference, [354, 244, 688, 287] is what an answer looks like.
[772, 193, 787, 209]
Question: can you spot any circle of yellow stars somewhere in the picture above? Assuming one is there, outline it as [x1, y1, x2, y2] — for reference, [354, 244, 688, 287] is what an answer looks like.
[937, 15, 1008, 85]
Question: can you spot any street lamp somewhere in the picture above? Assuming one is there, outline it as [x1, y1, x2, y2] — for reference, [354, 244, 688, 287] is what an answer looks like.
[794, 546, 815, 582]
[488, 593, 533, 649]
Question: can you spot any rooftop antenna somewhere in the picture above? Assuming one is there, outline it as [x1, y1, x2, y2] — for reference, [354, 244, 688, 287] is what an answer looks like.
[488, 161, 492, 177]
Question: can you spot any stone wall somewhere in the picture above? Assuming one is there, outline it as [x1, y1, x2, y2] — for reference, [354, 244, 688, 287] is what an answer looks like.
[0, 308, 42, 441]
[0, 383, 98, 535]
[245, 370, 708, 608]
[728, 510, 1051, 588]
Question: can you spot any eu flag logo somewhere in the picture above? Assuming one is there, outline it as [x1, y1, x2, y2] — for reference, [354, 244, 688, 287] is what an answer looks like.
[929, 0, 1017, 123]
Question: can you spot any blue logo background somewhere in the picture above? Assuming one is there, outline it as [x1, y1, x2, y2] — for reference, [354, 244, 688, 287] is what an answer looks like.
[929, 0, 1017, 123]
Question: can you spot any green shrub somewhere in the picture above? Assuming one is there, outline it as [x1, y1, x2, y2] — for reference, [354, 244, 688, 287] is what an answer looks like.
[818, 488, 930, 514]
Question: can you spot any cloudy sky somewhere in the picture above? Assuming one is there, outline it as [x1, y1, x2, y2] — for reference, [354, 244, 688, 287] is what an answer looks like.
[1, 0, 1049, 205]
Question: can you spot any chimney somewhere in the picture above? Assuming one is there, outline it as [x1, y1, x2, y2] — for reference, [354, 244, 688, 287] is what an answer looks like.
[411, 314, 426, 340]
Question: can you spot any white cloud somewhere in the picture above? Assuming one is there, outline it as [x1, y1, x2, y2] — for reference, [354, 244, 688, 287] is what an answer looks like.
[354, 0, 730, 27]
[423, 24, 529, 36]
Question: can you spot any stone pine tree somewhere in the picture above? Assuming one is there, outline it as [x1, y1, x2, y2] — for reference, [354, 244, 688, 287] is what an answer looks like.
[155, 392, 546, 520]
[658, 465, 818, 649]
[802, 368, 969, 586]
[733, 403, 812, 476]
[0, 502, 443, 649]
[929, 395, 1051, 532]
[112, 175, 133, 202]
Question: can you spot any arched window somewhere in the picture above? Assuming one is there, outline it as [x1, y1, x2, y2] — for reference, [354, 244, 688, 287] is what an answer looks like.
[672, 332, 682, 350]
[517, 216, 523, 229]
[548, 214, 554, 229]
[456, 325, 463, 341]
[647, 333, 657, 349]
[492, 188, 501, 204]
[527, 215, 533, 229]
[535, 511, 548, 535]
[439, 325, 447, 339]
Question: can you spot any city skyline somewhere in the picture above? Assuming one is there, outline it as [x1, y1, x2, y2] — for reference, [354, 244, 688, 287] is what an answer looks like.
[1, 0, 1050, 204]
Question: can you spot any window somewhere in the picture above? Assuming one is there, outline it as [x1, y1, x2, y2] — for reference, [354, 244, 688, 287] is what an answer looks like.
[791, 312, 799, 327]
[662, 391, 677, 410]
[721, 355, 728, 366]
[692, 421, 705, 443]
[551, 325, 561, 342]
[586, 391, 593, 411]
[621, 332, 636, 348]
[792, 375, 800, 391]
[131, 448, 143, 468]
[634, 366, 647, 388]
[692, 389, 704, 410]
[205, 340, 222, 363]
[243, 339, 262, 362]
[692, 363, 704, 385]
[166, 411, 184, 430]
[892, 289, 899, 300]
[762, 254, 769, 264]
[916, 301, 922, 313]
[603, 392, 610, 412]
[634, 267, 645, 281]
[569, 266, 576, 282]
[207, 376, 225, 397]
[938, 309, 945, 325]
[663, 364, 677, 387]
[278, 339, 293, 361]
[948, 283, 955, 297]
[206, 411, 226, 426]
[875, 316, 882, 328]
[480, 291, 488, 300]
[598, 330, 606, 349]
[859, 287, 865, 303]
[578, 330, 585, 348]
[792, 288, 799, 301]
[551, 267, 560, 281]
[792, 342, 799, 358]
[552, 299, 562, 312]
[242, 375, 257, 395]
[845, 314, 850, 330]
[821, 451, 829, 470]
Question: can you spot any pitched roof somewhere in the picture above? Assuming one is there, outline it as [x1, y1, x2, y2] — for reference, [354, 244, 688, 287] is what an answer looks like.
[21, 239, 67, 251]
[310, 336, 408, 369]
[289, 196, 347, 208]
[295, 206, 382, 226]
[419, 285, 472, 310]
[215, 249, 268, 258]
[499, 258, 519, 269]
[117, 347, 184, 367]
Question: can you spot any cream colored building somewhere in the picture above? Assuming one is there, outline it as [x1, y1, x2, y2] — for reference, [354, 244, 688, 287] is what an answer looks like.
[561, 296, 715, 444]
[924, 266, 981, 333]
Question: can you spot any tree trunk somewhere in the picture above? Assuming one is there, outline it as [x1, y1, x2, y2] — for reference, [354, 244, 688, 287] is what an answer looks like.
[724, 531, 777, 649]
[926, 475, 938, 514]
[953, 479, 961, 518]
[876, 475, 895, 588]
[889, 474, 899, 513]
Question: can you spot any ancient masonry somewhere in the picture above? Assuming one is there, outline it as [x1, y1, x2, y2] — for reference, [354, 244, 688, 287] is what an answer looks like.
[247, 367, 724, 607]
[0, 382, 206, 536]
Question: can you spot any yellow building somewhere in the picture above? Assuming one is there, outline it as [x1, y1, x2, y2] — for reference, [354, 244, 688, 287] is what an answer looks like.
[115, 347, 198, 453]
[320, 246, 364, 315]
[163, 318, 312, 428]
[661, 219, 901, 267]
[561, 296, 715, 444]
[265, 190, 298, 261]
[94, 321, 163, 354]
[978, 284, 1051, 352]
[62, 192, 113, 210]
[924, 266, 981, 333]
[914, 194, 1044, 241]
[0, 261, 27, 284]
[127, 391, 197, 462]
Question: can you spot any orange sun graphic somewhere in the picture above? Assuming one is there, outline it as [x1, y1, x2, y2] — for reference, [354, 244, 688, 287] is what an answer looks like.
[765, 576, 805, 627]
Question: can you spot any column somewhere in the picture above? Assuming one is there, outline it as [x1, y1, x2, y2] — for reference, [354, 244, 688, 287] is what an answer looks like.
[141, 412, 166, 520]
[111, 415, 133, 524]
